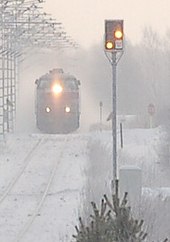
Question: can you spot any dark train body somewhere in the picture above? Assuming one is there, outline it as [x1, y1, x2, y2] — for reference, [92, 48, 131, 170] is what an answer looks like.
[35, 68, 80, 133]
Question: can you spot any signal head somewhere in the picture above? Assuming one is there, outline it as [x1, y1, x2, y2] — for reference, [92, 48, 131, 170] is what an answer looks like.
[105, 19, 124, 51]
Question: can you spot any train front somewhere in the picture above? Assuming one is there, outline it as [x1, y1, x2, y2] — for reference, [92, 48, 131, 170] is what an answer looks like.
[35, 69, 80, 133]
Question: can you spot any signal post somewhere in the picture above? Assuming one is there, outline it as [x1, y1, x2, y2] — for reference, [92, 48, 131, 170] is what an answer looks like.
[104, 19, 124, 192]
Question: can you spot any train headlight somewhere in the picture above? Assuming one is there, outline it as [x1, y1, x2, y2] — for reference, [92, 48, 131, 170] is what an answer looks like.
[46, 107, 51, 113]
[52, 84, 63, 95]
[65, 106, 71, 113]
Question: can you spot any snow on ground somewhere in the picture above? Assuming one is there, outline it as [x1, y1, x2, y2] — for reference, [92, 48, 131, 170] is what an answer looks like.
[0, 126, 170, 241]
[0, 133, 88, 242]
[86, 126, 170, 241]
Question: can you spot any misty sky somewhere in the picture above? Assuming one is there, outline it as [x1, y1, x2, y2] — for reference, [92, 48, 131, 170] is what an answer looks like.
[43, 0, 170, 48]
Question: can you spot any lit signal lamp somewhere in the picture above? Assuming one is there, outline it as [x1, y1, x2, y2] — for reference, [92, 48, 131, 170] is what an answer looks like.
[114, 29, 123, 39]
[106, 41, 114, 50]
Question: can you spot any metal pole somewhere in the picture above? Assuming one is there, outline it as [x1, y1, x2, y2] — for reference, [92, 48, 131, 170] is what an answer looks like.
[112, 52, 117, 190]
[99, 101, 103, 131]
[120, 122, 123, 148]
[149, 115, 153, 128]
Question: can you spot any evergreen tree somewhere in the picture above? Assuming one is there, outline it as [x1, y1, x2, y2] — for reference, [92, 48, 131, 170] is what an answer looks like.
[73, 183, 168, 242]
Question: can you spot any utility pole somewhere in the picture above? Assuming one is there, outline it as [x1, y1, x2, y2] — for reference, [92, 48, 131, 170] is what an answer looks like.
[104, 19, 124, 192]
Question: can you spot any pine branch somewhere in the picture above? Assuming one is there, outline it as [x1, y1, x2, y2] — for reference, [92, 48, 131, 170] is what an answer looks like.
[100, 198, 107, 217]
[104, 194, 115, 212]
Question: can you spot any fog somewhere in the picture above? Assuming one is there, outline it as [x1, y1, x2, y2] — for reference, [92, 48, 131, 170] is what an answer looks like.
[15, 46, 111, 133]
[15, 26, 170, 133]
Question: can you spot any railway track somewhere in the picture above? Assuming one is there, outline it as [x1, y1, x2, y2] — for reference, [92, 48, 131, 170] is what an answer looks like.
[15, 136, 68, 242]
[0, 138, 44, 205]
[0, 134, 86, 242]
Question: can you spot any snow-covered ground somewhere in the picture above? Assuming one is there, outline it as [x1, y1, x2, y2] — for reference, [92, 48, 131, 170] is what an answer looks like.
[0, 133, 88, 242]
[0, 126, 170, 241]
[85, 126, 170, 241]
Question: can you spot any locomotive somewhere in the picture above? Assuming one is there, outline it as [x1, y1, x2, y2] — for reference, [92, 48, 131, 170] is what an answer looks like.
[35, 68, 80, 133]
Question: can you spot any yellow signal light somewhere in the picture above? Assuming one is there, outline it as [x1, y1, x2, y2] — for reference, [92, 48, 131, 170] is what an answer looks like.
[114, 30, 123, 39]
[106, 41, 114, 50]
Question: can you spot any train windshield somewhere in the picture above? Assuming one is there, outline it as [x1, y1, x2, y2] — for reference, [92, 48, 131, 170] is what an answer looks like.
[37, 77, 79, 91]
[37, 78, 51, 89]
[63, 78, 79, 91]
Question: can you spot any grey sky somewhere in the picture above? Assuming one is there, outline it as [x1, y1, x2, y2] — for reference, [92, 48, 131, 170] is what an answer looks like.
[43, 0, 170, 48]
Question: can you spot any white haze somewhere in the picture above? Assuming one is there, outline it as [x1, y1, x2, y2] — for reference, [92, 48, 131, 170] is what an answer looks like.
[15, 47, 103, 133]
[15, 29, 170, 134]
